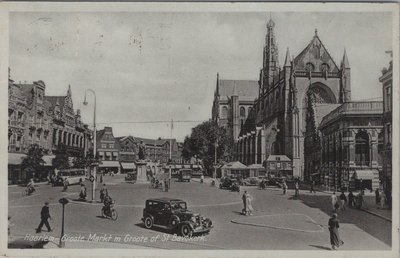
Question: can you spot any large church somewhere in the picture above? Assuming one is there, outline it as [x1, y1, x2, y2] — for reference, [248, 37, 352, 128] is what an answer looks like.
[236, 18, 351, 180]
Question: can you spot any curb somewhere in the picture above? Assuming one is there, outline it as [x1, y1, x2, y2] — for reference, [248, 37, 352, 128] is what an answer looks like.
[360, 208, 392, 222]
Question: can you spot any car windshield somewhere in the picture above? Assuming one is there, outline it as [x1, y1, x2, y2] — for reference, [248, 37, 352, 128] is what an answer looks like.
[171, 201, 187, 210]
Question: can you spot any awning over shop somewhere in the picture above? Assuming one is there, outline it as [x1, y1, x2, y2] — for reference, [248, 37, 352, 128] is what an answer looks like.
[183, 164, 191, 169]
[354, 169, 379, 180]
[42, 155, 55, 167]
[192, 164, 202, 169]
[121, 162, 136, 170]
[8, 153, 26, 165]
[175, 165, 183, 169]
[221, 161, 248, 170]
[99, 161, 120, 168]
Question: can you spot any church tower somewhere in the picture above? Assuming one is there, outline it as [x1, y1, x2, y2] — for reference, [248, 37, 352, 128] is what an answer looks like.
[260, 18, 279, 94]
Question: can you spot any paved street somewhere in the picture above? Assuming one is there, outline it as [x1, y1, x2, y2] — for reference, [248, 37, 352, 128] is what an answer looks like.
[8, 175, 391, 250]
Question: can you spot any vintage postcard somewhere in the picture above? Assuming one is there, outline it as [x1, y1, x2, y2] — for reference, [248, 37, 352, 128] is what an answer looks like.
[0, 2, 398, 258]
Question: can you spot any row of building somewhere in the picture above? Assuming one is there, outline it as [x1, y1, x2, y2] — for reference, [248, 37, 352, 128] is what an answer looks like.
[212, 19, 392, 194]
[8, 75, 183, 184]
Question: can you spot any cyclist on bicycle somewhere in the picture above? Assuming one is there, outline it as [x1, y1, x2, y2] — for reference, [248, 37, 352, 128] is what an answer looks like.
[26, 179, 35, 195]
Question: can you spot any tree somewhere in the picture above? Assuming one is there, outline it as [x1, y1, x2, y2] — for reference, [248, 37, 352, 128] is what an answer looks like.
[21, 144, 45, 180]
[182, 120, 228, 175]
[52, 143, 70, 170]
[73, 150, 94, 168]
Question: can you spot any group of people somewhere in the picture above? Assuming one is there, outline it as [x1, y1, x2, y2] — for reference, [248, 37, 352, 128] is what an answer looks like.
[241, 191, 254, 216]
[331, 190, 366, 212]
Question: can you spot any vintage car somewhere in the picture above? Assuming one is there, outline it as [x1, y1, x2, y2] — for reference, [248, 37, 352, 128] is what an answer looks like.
[178, 169, 192, 182]
[125, 172, 137, 182]
[141, 197, 213, 237]
[219, 177, 237, 189]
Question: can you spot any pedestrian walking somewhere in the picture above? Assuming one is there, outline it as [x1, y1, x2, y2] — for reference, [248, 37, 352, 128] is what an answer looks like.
[339, 191, 347, 210]
[310, 180, 316, 193]
[246, 192, 254, 216]
[328, 213, 344, 250]
[348, 191, 355, 208]
[375, 188, 380, 205]
[36, 202, 52, 233]
[282, 180, 287, 195]
[379, 189, 386, 210]
[100, 184, 108, 203]
[294, 181, 300, 198]
[63, 178, 69, 192]
[355, 191, 364, 209]
[242, 191, 247, 215]
[100, 174, 103, 184]
[79, 184, 87, 201]
[331, 192, 338, 212]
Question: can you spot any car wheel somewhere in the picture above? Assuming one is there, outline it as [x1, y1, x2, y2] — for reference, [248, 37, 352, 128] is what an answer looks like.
[180, 224, 193, 238]
[144, 216, 153, 229]
[169, 216, 180, 228]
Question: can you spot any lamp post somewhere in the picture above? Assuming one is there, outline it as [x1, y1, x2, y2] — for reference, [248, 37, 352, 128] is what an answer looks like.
[58, 197, 69, 248]
[83, 89, 97, 202]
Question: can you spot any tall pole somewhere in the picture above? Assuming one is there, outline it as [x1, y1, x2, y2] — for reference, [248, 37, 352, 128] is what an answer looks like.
[169, 119, 173, 188]
[84, 89, 97, 202]
[60, 204, 65, 247]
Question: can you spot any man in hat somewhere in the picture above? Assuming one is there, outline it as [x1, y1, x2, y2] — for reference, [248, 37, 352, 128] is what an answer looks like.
[36, 202, 52, 233]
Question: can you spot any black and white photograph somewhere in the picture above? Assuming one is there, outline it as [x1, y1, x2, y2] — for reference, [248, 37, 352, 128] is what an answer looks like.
[1, 2, 398, 257]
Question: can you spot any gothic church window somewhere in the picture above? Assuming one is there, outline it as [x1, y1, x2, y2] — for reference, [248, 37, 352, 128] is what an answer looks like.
[221, 106, 228, 119]
[305, 62, 315, 72]
[320, 63, 329, 73]
[240, 107, 246, 117]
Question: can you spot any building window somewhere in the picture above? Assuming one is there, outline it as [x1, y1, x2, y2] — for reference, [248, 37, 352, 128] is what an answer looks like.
[101, 143, 107, 149]
[221, 106, 228, 119]
[109, 143, 114, 149]
[305, 62, 315, 72]
[240, 107, 246, 117]
[355, 131, 370, 166]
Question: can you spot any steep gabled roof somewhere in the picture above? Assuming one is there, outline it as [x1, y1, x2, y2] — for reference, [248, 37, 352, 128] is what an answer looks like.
[293, 33, 339, 73]
[218, 80, 258, 101]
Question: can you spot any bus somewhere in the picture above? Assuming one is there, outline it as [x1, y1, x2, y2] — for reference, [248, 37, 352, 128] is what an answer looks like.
[54, 168, 87, 186]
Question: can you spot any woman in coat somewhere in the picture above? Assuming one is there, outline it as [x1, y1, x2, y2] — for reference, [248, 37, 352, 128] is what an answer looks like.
[329, 213, 344, 250]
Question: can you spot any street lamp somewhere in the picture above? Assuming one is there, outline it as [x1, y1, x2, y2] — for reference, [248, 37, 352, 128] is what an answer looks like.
[83, 89, 97, 202]
[58, 197, 69, 248]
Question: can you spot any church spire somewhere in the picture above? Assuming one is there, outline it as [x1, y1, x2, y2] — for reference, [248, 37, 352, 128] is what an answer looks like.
[341, 48, 350, 69]
[261, 16, 279, 89]
[284, 47, 291, 67]
[67, 84, 72, 97]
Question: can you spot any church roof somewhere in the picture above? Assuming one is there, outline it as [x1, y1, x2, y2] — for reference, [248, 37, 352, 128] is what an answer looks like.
[314, 104, 341, 126]
[293, 32, 340, 73]
[218, 80, 258, 101]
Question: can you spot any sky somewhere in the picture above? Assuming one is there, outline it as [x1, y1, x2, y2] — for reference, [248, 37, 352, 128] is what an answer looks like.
[9, 12, 393, 141]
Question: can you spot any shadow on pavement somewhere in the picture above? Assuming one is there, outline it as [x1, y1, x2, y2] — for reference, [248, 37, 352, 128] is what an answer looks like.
[298, 194, 391, 246]
[309, 244, 332, 250]
[134, 223, 172, 235]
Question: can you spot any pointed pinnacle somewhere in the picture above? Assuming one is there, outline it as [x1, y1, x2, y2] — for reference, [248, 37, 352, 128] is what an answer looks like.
[284, 47, 291, 67]
[342, 48, 350, 68]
